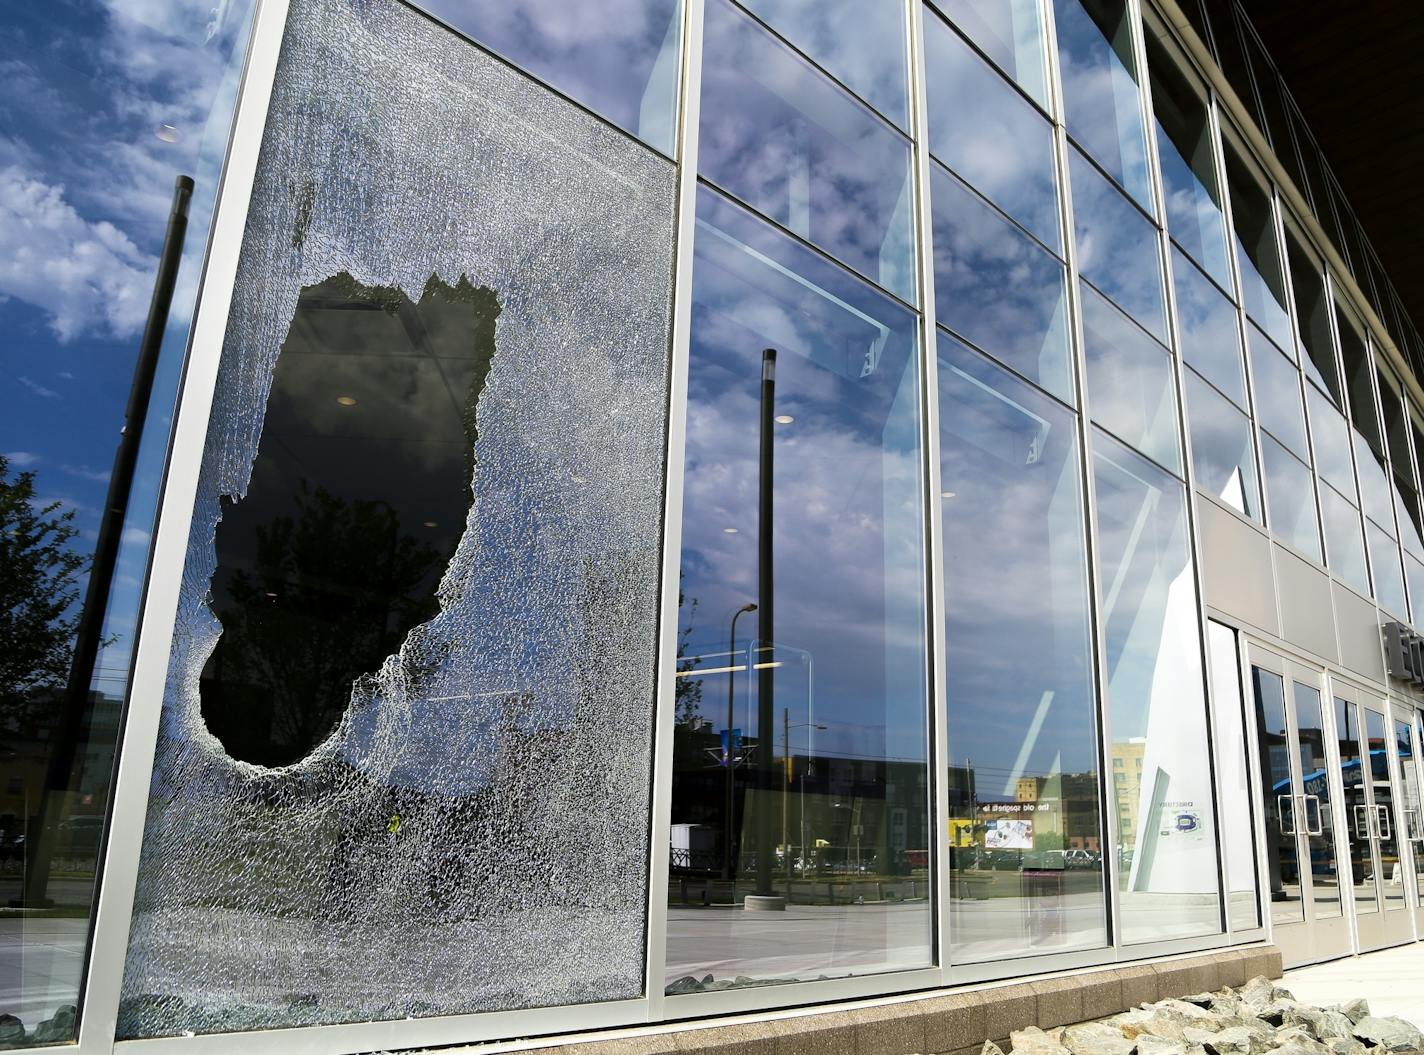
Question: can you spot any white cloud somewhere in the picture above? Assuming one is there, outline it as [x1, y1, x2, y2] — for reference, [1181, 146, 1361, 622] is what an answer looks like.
[0, 164, 158, 342]
[4, 451, 41, 467]
[62, 463, 112, 483]
[19, 375, 62, 399]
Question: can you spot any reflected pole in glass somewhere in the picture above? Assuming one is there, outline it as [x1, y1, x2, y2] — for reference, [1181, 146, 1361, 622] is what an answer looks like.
[23, 174, 194, 909]
[725, 601, 757, 880]
[753, 347, 782, 906]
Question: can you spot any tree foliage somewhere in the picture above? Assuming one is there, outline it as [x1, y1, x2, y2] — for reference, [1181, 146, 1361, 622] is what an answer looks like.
[0, 455, 87, 730]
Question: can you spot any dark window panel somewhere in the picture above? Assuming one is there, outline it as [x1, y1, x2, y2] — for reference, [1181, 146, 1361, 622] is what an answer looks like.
[1223, 139, 1292, 352]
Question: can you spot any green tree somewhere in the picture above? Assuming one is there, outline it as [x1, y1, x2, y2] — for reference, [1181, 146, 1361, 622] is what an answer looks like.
[0, 455, 87, 733]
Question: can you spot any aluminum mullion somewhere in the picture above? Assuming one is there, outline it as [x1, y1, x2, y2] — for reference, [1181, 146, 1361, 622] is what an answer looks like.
[643, 0, 705, 1020]
[1040, 0, 1120, 957]
[1135, 4, 1231, 939]
[906, 0, 951, 986]
[76, 0, 292, 1049]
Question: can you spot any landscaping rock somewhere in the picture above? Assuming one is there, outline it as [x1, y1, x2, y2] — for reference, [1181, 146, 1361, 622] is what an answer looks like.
[1062, 1020, 1136, 1055]
[983, 1042, 1007, 1055]
[1351, 1016, 1424, 1053]
[30, 1005, 76, 1045]
[1010, 1026, 1071, 1055]
[1323, 1037, 1367, 1055]
[1332, 1001, 1371, 1026]
[0, 1015, 25, 1046]
[1136, 1036, 1190, 1055]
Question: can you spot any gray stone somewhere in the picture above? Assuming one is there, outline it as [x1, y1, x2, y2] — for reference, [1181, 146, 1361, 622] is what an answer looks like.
[1351, 1016, 1424, 1053]
[666, 975, 701, 995]
[1314, 1011, 1359, 1043]
[1239, 979, 1281, 1010]
[30, 1005, 77, 1045]
[1202, 1025, 1263, 1055]
[1010, 1025, 1070, 1055]
[1156, 1001, 1221, 1022]
[1136, 1037, 1190, 1055]
[0, 1015, 25, 1046]
[1113, 1009, 1187, 1042]
[1061, 1021, 1135, 1055]
[1331, 1001, 1371, 1027]
[1269, 1027, 1330, 1055]
[1324, 1039, 1367, 1055]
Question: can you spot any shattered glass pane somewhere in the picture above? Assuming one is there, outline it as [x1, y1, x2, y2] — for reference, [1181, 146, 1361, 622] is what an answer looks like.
[118, 0, 676, 1035]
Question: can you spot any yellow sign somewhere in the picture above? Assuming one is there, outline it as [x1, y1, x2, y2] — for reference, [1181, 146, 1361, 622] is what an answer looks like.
[947, 818, 976, 848]
[388, 814, 401, 835]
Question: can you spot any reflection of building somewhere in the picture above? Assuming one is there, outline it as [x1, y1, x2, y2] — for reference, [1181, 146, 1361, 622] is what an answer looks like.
[1113, 739, 1147, 846]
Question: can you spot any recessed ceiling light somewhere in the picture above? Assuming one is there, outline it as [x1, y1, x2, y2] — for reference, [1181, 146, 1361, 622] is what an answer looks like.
[941, 490, 957, 499]
[422, 520, 438, 528]
[155, 123, 180, 142]
[265, 591, 278, 598]
[775, 414, 795, 425]
[335, 395, 358, 406]
[723, 527, 739, 534]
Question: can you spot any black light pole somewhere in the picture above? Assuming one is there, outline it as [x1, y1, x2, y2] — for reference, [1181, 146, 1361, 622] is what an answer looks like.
[22, 174, 194, 908]
[724, 602, 756, 881]
[755, 348, 777, 900]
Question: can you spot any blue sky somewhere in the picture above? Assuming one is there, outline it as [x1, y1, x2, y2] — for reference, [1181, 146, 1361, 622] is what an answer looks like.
[1, 0, 254, 698]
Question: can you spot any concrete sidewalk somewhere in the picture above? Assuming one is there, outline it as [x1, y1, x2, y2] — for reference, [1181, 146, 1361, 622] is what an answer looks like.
[1284, 944, 1424, 1029]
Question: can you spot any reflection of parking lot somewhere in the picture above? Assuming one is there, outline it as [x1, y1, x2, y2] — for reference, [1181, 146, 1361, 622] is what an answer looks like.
[666, 901, 932, 985]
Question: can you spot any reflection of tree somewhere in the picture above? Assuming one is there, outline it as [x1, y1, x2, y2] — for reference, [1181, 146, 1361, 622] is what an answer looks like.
[0, 455, 87, 735]
[201, 483, 443, 766]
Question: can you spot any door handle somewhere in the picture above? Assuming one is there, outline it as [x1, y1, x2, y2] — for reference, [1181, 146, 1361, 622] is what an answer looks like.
[1355, 804, 1372, 840]
[1376, 804, 1393, 842]
[1301, 794, 1324, 837]
[1406, 807, 1423, 843]
[1278, 795, 1297, 836]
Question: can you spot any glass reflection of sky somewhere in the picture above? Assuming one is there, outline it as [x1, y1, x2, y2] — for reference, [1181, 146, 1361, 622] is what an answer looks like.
[677, 186, 928, 765]
[1172, 247, 1244, 408]
[1069, 149, 1166, 343]
[741, 0, 908, 129]
[411, 0, 681, 155]
[1, 0, 256, 1037]
[1306, 386, 1356, 499]
[929, 0, 1049, 107]
[1147, 38, 1231, 291]
[1093, 430, 1198, 740]
[1319, 481, 1369, 596]
[1053, 0, 1153, 212]
[1080, 282, 1180, 473]
[1184, 369, 1259, 521]
[924, 11, 1060, 253]
[1261, 436, 1321, 564]
[1246, 325, 1309, 459]
[938, 336, 1100, 785]
[1, 2, 255, 701]
[699, 0, 915, 304]
[1224, 146, 1293, 353]
[932, 165, 1072, 404]
[1284, 236, 1340, 405]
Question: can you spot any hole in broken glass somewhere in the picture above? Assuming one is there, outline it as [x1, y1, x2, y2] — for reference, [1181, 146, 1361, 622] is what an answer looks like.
[199, 272, 498, 767]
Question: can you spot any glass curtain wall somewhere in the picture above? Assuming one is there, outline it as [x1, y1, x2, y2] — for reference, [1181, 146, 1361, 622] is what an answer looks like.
[666, 0, 932, 993]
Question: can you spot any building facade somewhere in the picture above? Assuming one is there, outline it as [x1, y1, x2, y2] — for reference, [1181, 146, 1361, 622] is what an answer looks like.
[3, 0, 1424, 1050]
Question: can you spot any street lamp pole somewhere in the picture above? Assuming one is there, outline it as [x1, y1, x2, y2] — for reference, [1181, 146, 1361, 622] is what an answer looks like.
[755, 348, 777, 901]
[724, 602, 756, 881]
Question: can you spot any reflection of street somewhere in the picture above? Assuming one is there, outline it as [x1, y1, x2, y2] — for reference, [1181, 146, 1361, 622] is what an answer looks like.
[665, 902, 931, 984]
[0, 917, 86, 1031]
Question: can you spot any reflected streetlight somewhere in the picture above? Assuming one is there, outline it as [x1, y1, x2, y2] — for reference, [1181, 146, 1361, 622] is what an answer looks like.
[724, 602, 756, 881]
[782, 707, 826, 886]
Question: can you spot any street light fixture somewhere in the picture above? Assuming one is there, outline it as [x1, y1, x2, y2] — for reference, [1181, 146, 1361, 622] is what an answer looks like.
[723, 602, 756, 881]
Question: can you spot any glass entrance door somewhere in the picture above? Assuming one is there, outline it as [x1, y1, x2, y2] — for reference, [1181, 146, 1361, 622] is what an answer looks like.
[1363, 699, 1413, 943]
[1247, 645, 1350, 965]
[1391, 704, 1424, 934]
[1334, 690, 1385, 948]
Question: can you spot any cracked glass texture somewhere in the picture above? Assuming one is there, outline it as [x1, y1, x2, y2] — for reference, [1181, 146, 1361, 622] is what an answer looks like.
[118, 0, 676, 1036]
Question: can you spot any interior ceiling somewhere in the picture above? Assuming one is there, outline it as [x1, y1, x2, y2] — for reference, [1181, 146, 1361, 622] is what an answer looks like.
[1239, 1, 1424, 338]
